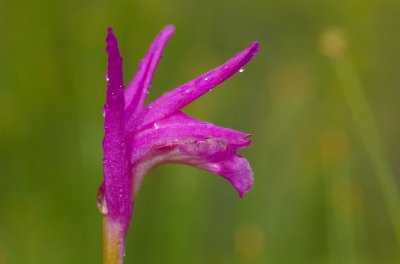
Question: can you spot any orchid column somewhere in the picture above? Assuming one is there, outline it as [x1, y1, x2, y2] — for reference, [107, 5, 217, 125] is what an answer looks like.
[99, 25, 259, 264]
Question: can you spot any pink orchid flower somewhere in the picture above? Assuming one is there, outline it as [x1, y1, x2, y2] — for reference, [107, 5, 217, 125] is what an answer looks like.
[99, 24, 259, 264]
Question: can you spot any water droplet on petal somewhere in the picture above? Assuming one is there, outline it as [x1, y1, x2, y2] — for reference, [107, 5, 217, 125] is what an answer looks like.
[97, 184, 108, 215]
[153, 123, 160, 129]
[204, 77, 209, 81]
[102, 109, 106, 117]
[105, 73, 109, 82]
[239, 68, 245, 73]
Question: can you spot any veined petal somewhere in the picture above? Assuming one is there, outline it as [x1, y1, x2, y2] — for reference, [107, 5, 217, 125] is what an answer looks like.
[126, 42, 259, 134]
[125, 25, 175, 117]
[103, 28, 133, 228]
[128, 112, 253, 199]
[129, 112, 251, 162]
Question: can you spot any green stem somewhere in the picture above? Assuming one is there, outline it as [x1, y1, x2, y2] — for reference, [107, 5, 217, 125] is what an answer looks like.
[103, 217, 126, 264]
[331, 54, 400, 248]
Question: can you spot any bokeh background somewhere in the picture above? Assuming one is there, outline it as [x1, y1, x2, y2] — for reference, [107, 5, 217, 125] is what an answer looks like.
[1, 0, 400, 263]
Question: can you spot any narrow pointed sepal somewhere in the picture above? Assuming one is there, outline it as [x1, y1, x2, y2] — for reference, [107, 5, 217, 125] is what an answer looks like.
[125, 25, 175, 117]
[103, 28, 133, 227]
[126, 42, 259, 133]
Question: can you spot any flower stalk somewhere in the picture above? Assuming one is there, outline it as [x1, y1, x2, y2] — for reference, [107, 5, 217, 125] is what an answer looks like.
[103, 217, 125, 264]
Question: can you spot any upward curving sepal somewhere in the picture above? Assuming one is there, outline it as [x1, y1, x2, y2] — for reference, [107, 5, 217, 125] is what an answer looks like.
[126, 42, 259, 133]
[125, 25, 175, 117]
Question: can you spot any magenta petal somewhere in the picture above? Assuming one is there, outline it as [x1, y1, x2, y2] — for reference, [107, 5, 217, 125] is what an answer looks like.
[175, 141, 254, 198]
[124, 25, 175, 118]
[215, 155, 253, 198]
[103, 28, 133, 229]
[129, 112, 250, 162]
[126, 42, 259, 133]
[129, 112, 253, 198]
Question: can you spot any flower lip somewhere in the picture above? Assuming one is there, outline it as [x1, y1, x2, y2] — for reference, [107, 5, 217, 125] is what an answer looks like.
[129, 112, 253, 164]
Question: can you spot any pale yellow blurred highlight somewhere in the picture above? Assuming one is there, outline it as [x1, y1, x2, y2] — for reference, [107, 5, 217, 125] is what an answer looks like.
[320, 28, 348, 58]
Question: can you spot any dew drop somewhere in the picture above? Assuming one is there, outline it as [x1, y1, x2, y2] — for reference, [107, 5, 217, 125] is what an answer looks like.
[105, 73, 109, 82]
[97, 184, 108, 215]
[153, 123, 160, 129]
[204, 77, 209, 81]
[102, 109, 106, 117]
[239, 68, 245, 73]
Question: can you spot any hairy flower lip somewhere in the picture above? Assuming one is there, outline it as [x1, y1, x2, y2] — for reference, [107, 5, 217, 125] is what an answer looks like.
[129, 123, 252, 165]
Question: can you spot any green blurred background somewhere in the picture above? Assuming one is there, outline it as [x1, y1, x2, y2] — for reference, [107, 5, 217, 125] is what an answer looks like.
[1, 0, 400, 263]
